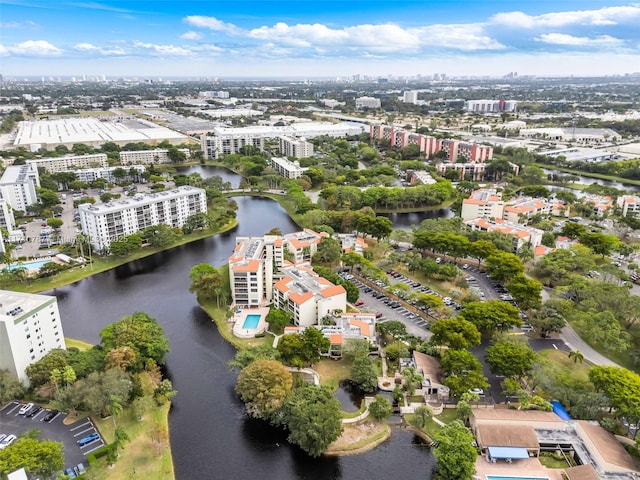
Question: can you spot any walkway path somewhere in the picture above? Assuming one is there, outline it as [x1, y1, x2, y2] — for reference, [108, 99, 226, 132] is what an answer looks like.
[283, 367, 320, 385]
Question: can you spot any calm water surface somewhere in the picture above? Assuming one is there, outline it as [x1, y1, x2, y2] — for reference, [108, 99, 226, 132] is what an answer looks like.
[47, 194, 436, 480]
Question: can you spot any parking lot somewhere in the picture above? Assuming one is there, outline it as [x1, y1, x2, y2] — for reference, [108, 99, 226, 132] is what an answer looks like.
[1, 401, 104, 471]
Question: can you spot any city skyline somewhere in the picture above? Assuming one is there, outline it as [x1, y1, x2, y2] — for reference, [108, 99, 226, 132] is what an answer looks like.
[2, 1, 640, 78]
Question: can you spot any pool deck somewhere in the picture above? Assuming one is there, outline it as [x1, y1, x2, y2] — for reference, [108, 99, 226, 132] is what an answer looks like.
[232, 307, 270, 338]
[475, 456, 563, 480]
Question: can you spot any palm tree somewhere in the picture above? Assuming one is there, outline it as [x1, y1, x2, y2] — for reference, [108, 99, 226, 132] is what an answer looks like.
[107, 395, 124, 429]
[568, 350, 585, 364]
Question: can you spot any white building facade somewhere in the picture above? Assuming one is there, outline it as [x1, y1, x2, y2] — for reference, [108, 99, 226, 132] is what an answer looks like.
[78, 186, 207, 250]
[119, 149, 190, 165]
[27, 154, 108, 173]
[0, 290, 66, 385]
[270, 157, 308, 179]
[355, 97, 381, 109]
[279, 136, 314, 158]
[0, 164, 40, 212]
[71, 165, 146, 184]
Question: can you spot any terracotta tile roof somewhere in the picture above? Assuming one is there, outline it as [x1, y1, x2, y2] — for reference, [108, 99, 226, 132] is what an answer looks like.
[319, 285, 346, 298]
[330, 333, 343, 345]
[289, 291, 314, 304]
[232, 259, 260, 272]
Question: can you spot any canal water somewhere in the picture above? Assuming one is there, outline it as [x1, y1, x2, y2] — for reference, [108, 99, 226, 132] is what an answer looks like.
[47, 190, 437, 479]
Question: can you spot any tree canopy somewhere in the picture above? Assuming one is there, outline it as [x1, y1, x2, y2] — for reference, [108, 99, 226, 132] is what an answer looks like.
[236, 359, 293, 420]
[433, 420, 477, 480]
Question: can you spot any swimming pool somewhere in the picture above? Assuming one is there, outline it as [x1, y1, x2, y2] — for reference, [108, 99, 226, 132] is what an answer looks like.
[4, 260, 53, 272]
[486, 476, 550, 480]
[242, 314, 261, 330]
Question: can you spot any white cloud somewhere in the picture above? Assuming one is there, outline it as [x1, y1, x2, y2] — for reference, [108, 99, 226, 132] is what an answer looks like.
[491, 5, 640, 28]
[73, 42, 126, 55]
[180, 31, 203, 40]
[183, 16, 241, 35]
[5, 40, 61, 56]
[74, 42, 98, 51]
[536, 33, 624, 46]
[132, 41, 191, 56]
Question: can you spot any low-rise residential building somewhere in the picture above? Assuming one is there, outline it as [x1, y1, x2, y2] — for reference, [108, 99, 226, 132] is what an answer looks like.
[464, 217, 543, 250]
[70, 165, 146, 184]
[201, 123, 365, 159]
[355, 96, 381, 109]
[0, 290, 66, 385]
[0, 164, 40, 212]
[318, 312, 377, 357]
[279, 136, 314, 158]
[461, 189, 504, 221]
[335, 233, 368, 254]
[616, 195, 640, 217]
[270, 157, 309, 179]
[503, 197, 570, 223]
[27, 153, 108, 173]
[78, 186, 207, 251]
[408, 170, 437, 185]
[119, 148, 191, 165]
[582, 194, 614, 217]
[273, 263, 346, 327]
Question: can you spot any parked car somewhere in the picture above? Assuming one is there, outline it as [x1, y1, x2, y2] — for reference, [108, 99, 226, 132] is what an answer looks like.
[26, 406, 42, 418]
[355, 300, 364, 306]
[375, 312, 383, 319]
[0, 434, 17, 449]
[44, 409, 59, 422]
[0, 435, 6, 444]
[18, 403, 34, 415]
[468, 388, 484, 396]
[77, 432, 100, 446]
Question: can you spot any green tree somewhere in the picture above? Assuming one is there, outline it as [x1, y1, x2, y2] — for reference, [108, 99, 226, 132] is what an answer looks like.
[80, 368, 133, 417]
[37, 188, 60, 208]
[281, 383, 343, 457]
[589, 366, 640, 430]
[265, 308, 291, 334]
[568, 350, 584, 364]
[100, 312, 170, 369]
[153, 379, 177, 405]
[506, 274, 543, 312]
[486, 339, 536, 379]
[143, 224, 181, 248]
[0, 438, 64, 478]
[109, 234, 142, 256]
[529, 304, 566, 338]
[228, 344, 280, 371]
[350, 355, 378, 393]
[368, 394, 392, 421]
[412, 405, 433, 428]
[107, 394, 124, 428]
[313, 237, 342, 264]
[46, 218, 63, 229]
[25, 349, 68, 389]
[433, 420, 477, 480]
[485, 251, 525, 282]
[579, 232, 620, 257]
[458, 300, 521, 336]
[384, 341, 410, 363]
[440, 349, 488, 398]
[188, 263, 223, 304]
[0, 369, 25, 403]
[429, 318, 481, 349]
[236, 359, 293, 419]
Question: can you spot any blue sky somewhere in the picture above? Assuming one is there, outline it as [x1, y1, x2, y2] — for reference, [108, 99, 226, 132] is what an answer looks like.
[2, 1, 640, 78]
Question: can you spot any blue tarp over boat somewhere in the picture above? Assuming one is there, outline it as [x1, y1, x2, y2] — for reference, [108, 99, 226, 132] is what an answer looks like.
[487, 446, 530, 459]
[551, 400, 571, 420]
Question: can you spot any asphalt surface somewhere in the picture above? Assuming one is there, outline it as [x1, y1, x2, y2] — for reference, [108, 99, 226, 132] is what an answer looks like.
[1, 401, 104, 472]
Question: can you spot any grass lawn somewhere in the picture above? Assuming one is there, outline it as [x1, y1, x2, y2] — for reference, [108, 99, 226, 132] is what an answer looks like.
[538, 453, 571, 469]
[405, 406, 459, 439]
[538, 349, 591, 383]
[64, 338, 92, 351]
[91, 403, 174, 480]
[313, 358, 354, 391]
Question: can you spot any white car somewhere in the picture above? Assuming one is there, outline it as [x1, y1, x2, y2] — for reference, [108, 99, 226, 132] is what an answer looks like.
[18, 403, 34, 415]
[0, 434, 16, 449]
[468, 388, 484, 396]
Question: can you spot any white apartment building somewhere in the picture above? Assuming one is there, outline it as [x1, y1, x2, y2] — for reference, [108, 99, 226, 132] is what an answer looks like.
[279, 136, 314, 158]
[402, 91, 418, 104]
[461, 189, 505, 220]
[0, 164, 40, 212]
[199, 91, 230, 99]
[617, 195, 640, 217]
[465, 99, 518, 113]
[119, 149, 191, 165]
[582, 194, 614, 217]
[503, 197, 570, 223]
[78, 186, 207, 251]
[335, 234, 368, 254]
[0, 290, 66, 385]
[355, 96, 381, 109]
[228, 229, 328, 307]
[409, 170, 437, 185]
[201, 122, 365, 159]
[273, 263, 346, 327]
[464, 217, 543, 251]
[0, 190, 16, 232]
[270, 157, 308, 179]
[71, 165, 146, 184]
[27, 154, 108, 173]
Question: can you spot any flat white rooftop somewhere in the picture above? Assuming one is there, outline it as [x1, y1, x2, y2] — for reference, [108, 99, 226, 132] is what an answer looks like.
[0, 290, 55, 324]
[14, 117, 188, 147]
